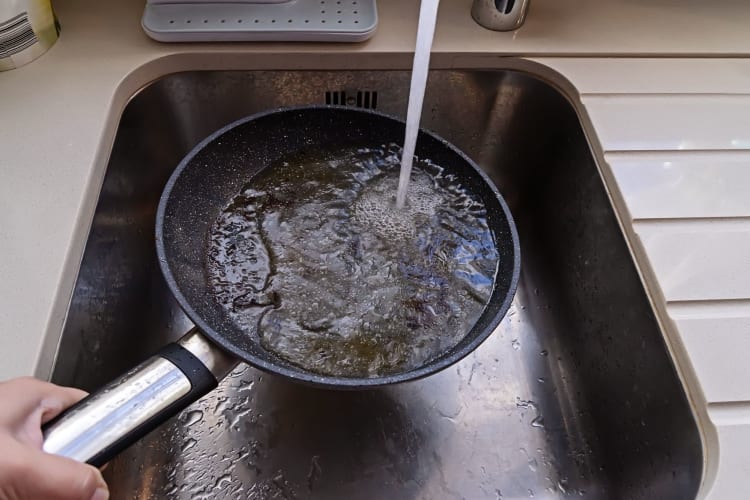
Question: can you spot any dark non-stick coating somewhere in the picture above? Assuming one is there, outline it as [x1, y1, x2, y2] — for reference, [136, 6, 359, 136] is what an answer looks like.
[156, 106, 520, 389]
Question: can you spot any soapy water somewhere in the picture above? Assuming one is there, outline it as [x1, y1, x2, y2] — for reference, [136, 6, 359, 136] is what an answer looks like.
[207, 143, 499, 377]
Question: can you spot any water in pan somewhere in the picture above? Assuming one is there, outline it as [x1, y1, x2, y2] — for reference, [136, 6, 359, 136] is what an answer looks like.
[207, 143, 499, 377]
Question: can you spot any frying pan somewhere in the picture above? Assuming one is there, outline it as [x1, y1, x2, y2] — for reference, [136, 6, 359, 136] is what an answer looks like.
[41, 106, 520, 467]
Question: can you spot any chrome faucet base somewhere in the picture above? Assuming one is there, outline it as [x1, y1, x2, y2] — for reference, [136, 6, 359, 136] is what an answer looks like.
[472, 0, 530, 31]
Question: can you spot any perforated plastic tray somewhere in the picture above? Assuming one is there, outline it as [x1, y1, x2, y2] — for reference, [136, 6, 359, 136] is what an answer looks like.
[142, 0, 377, 42]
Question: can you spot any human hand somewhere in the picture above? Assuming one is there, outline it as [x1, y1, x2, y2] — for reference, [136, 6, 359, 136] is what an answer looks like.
[0, 377, 109, 500]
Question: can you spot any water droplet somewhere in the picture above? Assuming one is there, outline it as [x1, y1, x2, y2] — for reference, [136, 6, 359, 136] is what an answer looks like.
[516, 398, 538, 411]
[537, 377, 545, 383]
[528, 456, 538, 471]
[557, 478, 569, 494]
[528, 489, 535, 498]
[183, 409, 204, 426]
[511, 339, 521, 350]
[229, 407, 254, 428]
[495, 489, 503, 499]
[213, 397, 229, 414]
[213, 473, 232, 490]
[182, 438, 198, 452]
[531, 415, 545, 428]
[540, 349, 548, 356]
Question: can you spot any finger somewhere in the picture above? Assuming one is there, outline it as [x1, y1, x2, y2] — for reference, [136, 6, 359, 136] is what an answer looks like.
[20, 450, 109, 500]
[0, 378, 88, 447]
[0, 377, 87, 424]
[38, 385, 88, 425]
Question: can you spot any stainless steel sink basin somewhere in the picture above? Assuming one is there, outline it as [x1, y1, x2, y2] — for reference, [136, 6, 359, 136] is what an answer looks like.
[50, 70, 703, 499]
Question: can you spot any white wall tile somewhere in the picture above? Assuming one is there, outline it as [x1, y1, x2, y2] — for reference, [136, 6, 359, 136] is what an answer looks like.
[607, 151, 750, 219]
[670, 305, 750, 402]
[584, 95, 750, 151]
[539, 59, 750, 95]
[635, 221, 750, 301]
[706, 414, 750, 500]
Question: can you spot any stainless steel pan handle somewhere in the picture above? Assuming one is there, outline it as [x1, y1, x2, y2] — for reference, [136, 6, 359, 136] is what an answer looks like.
[41, 329, 238, 466]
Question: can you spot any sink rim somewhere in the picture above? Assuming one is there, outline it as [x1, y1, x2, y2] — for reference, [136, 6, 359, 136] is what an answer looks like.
[47, 61, 714, 497]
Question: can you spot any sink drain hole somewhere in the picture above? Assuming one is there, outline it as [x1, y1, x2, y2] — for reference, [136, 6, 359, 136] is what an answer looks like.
[325, 90, 378, 109]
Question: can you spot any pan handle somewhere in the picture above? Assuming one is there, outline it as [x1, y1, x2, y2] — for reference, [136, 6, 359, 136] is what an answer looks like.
[41, 329, 238, 467]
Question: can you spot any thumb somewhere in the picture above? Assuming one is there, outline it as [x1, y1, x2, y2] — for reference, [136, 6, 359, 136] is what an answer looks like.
[21, 449, 109, 500]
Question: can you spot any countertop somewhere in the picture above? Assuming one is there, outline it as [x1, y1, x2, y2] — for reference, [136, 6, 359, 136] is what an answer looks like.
[2, 0, 750, 497]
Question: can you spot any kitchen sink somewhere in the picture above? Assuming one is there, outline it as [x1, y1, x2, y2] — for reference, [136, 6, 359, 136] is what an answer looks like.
[50, 70, 703, 499]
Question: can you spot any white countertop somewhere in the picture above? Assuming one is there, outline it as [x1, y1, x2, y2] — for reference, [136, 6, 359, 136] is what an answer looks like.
[2, 0, 750, 497]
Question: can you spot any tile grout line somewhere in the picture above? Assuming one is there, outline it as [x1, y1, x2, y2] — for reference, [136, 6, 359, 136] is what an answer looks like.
[602, 148, 750, 155]
[632, 218, 750, 233]
[604, 149, 750, 159]
[581, 92, 750, 98]
[667, 299, 750, 319]
[708, 401, 750, 427]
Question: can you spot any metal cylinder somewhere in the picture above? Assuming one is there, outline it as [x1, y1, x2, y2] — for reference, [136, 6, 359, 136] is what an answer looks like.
[42, 329, 238, 465]
[42, 356, 192, 463]
[471, 0, 530, 32]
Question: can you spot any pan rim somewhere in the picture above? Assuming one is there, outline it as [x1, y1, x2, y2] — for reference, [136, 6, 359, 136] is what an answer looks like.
[155, 104, 521, 389]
